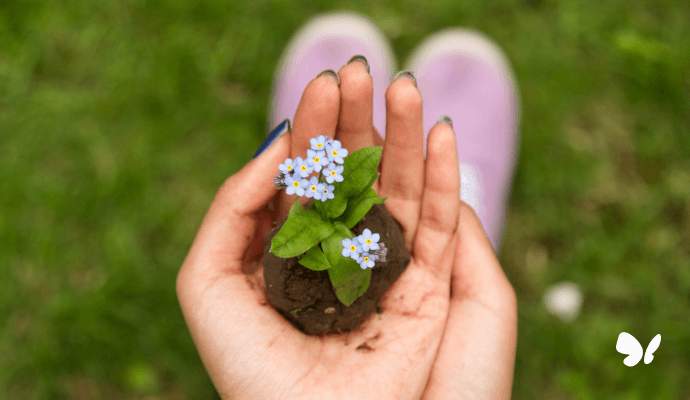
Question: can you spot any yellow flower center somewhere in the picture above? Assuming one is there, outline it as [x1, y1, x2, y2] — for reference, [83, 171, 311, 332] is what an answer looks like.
[330, 170, 336, 176]
[366, 239, 372, 245]
[316, 143, 323, 148]
[332, 150, 338, 156]
[363, 257, 370, 262]
[310, 185, 316, 191]
[301, 166, 307, 171]
[292, 182, 300, 188]
[314, 157, 320, 163]
[287, 165, 292, 170]
[350, 245, 357, 252]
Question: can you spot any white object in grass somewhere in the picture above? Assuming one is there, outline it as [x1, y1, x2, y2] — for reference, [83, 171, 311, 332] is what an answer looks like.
[542, 281, 583, 322]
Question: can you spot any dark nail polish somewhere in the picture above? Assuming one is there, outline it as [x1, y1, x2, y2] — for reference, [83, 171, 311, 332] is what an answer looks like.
[392, 70, 417, 87]
[316, 69, 340, 86]
[253, 119, 291, 159]
[347, 54, 370, 74]
[437, 115, 453, 129]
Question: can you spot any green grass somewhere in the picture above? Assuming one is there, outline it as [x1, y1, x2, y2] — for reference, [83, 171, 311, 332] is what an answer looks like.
[1, 0, 689, 398]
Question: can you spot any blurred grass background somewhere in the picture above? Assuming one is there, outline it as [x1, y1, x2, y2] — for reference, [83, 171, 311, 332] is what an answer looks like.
[1, 0, 689, 398]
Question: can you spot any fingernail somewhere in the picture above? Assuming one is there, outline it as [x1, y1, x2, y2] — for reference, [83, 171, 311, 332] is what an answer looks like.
[436, 115, 453, 129]
[253, 119, 291, 159]
[316, 69, 340, 86]
[392, 70, 417, 87]
[347, 54, 370, 74]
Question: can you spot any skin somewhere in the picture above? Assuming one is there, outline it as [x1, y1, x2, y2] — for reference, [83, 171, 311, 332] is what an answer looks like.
[176, 60, 518, 399]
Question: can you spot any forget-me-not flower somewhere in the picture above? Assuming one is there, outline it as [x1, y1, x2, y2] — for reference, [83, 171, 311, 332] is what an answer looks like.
[372, 242, 387, 262]
[284, 175, 307, 196]
[278, 158, 296, 175]
[341, 238, 362, 260]
[319, 184, 335, 202]
[304, 176, 323, 200]
[357, 228, 380, 252]
[323, 163, 344, 184]
[293, 156, 313, 178]
[273, 172, 287, 189]
[326, 140, 348, 164]
[357, 252, 375, 270]
[310, 135, 328, 151]
[306, 149, 329, 173]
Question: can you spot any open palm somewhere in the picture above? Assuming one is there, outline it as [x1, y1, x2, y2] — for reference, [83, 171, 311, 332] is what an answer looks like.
[178, 59, 520, 399]
[177, 61, 460, 399]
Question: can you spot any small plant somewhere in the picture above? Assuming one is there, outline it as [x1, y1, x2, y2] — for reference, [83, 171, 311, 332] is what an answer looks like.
[270, 135, 388, 306]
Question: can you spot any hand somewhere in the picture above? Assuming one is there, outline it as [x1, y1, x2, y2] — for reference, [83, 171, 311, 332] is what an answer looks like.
[420, 204, 518, 399]
[177, 60, 460, 399]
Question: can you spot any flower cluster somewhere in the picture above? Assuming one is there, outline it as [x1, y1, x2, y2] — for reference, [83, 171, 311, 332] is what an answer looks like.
[273, 136, 348, 202]
[341, 229, 388, 269]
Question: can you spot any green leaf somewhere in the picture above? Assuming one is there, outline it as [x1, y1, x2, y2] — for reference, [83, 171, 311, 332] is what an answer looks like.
[361, 172, 380, 195]
[338, 147, 382, 197]
[341, 188, 388, 229]
[270, 209, 335, 258]
[319, 147, 382, 219]
[322, 222, 371, 306]
[322, 191, 347, 219]
[288, 200, 303, 216]
[297, 245, 331, 271]
[311, 196, 331, 220]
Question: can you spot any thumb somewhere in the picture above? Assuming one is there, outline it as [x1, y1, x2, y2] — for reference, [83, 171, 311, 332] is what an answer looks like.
[183, 126, 291, 275]
[421, 202, 517, 400]
[452, 201, 515, 303]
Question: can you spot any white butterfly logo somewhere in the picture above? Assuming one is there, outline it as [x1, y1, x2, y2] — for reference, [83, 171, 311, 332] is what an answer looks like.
[616, 332, 661, 367]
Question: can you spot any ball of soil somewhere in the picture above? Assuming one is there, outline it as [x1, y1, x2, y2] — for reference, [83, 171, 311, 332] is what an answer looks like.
[263, 202, 410, 335]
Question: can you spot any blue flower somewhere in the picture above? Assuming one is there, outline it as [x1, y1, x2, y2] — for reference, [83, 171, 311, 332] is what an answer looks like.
[306, 149, 329, 173]
[278, 158, 296, 175]
[293, 157, 313, 178]
[341, 238, 362, 260]
[357, 252, 375, 269]
[284, 175, 307, 196]
[304, 176, 323, 199]
[310, 135, 329, 151]
[357, 228, 380, 252]
[323, 163, 344, 184]
[319, 184, 335, 202]
[326, 140, 349, 164]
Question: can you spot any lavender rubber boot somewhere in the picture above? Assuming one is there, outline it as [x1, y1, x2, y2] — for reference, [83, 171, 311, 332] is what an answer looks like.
[403, 29, 521, 254]
[267, 11, 397, 137]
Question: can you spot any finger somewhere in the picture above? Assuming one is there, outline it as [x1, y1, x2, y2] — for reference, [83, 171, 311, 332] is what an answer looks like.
[421, 202, 518, 400]
[181, 133, 291, 277]
[278, 71, 341, 221]
[335, 57, 376, 151]
[412, 121, 460, 278]
[378, 75, 425, 249]
[371, 126, 384, 193]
